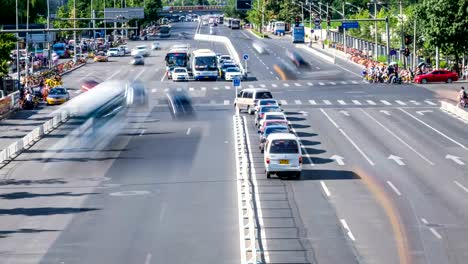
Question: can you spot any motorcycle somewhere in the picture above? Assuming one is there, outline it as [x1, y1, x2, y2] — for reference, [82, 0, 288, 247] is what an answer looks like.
[460, 98, 468, 108]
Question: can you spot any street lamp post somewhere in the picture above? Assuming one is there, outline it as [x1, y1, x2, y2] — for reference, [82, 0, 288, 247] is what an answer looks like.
[343, 3, 346, 55]
[73, 0, 77, 63]
[16, 0, 20, 90]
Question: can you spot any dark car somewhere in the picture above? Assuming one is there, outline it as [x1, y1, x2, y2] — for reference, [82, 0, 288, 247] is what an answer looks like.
[166, 91, 195, 120]
[414, 70, 458, 84]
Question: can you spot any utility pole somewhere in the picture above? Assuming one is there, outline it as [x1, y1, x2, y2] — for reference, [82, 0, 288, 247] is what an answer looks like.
[326, 2, 329, 41]
[373, 0, 378, 60]
[301, 2, 304, 25]
[47, 0, 51, 68]
[413, 18, 416, 69]
[343, 3, 346, 55]
[319, 2, 323, 43]
[26, 0, 30, 80]
[73, 0, 77, 63]
[386, 16, 390, 64]
[399, 0, 405, 68]
[16, 0, 20, 91]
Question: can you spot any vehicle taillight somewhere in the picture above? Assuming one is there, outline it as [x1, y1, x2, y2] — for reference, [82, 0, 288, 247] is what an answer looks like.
[299, 156, 302, 164]
[266, 157, 270, 164]
[260, 113, 264, 118]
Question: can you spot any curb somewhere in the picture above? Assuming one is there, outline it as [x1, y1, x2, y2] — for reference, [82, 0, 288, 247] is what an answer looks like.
[0, 111, 69, 168]
[441, 101, 468, 121]
[245, 29, 265, 40]
[60, 62, 86, 76]
[297, 44, 334, 64]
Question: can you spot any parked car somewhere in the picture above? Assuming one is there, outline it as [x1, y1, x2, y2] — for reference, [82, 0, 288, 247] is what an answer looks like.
[414, 70, 458, 84]
[264, 133, 302, 179]
[151, 42, 161, 50]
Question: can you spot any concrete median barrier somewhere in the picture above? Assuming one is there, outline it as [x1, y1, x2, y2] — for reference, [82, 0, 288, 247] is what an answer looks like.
[440, 101, 468, 121]
[297, 44, 334, 64]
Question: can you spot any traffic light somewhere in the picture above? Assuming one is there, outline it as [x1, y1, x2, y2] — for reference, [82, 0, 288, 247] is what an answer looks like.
[236, 0, 252, 10]
[404, 34, 413, 45]
[294, 17, 300, 27]
[327, 16, 331, 27]
[403, 47, 410, 57]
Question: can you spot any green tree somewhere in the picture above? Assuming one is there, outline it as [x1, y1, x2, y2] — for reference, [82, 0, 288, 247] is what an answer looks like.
[0, 33, 17, 77]
[415, 0, 468, 72]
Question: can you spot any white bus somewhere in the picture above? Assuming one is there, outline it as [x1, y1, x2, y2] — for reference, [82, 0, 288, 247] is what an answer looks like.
[191, 49, 218, 81]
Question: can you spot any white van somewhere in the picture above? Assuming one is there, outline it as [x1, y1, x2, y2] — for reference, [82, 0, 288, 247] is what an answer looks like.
[264, 133, 302, 179]
[234, 88, 273, 114]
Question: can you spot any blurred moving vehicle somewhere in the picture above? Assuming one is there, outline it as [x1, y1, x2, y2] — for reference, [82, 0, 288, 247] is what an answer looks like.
[414, 70, 458, 84]
[224, 67, 242, 81]
[46, 87, 70, 105]
[286, 50, 309, 68]
[131, 55, 145, 65]
[131, 45, 150, 57]
[151, 42, 161, 50]
[259, 125, 290, 152]
[107, 48, 124, 57]
[81, 79, 100, 92]
[264, 133, 302, 179]
[273, 61, 298, 80]
[252, 41, 268, 54]
[172, 67, 189, 81]
[166, 91, 195, 119]
[118, 45, 130, 54]
[94, 51, 108, 62]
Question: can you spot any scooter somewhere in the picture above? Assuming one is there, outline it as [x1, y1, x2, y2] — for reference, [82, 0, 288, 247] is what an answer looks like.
[460, 98, 468, 108]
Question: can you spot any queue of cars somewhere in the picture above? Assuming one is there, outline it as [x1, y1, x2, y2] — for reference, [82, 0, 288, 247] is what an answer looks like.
[235, 88, 302, 179]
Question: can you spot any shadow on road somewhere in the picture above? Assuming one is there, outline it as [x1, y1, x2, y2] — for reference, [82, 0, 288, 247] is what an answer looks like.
[0, 192, 99, 200]
[0, 207, 100, 216]
[300, 169, 361, 181]
[0, 228, 60, 239]
[0, 178, 67, 186]
[295, 131, 317, 137]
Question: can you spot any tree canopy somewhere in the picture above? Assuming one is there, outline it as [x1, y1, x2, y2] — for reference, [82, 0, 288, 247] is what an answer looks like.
[0, 34, 17, 77]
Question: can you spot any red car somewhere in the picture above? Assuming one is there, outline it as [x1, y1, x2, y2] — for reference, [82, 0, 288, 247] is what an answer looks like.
[81, 79, 100, 92]
[414, 70, 458, 84]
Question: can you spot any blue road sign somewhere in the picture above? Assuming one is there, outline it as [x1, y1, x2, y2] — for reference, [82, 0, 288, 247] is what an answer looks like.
[341, 21, 359, 29]
[233, 78, 241, 87]
[389, 49, 397, 56]
[243, 54, 249, 60]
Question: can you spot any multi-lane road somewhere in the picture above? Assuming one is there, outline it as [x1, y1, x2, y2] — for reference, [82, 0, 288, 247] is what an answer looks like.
[0, 21, 467, 264]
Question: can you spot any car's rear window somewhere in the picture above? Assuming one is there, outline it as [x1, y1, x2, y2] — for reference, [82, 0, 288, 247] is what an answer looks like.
[260, 100, 276, 105]
[174, 69, 186, 73]
[260, 106, 280, 113]
[265, 127, 289, 136]
[255, 91, 273, 99]
[270, 139, 299, 154]
[266, 114, 284, 120]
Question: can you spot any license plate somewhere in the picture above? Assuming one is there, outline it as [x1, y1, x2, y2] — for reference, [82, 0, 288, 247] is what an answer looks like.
[279, 159, 289, 165]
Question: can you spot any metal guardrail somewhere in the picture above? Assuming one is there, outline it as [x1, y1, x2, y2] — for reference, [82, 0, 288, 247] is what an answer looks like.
[0, 111, 69, 165]
[233, 114, 260, 264]
[440, 101, 468, 122]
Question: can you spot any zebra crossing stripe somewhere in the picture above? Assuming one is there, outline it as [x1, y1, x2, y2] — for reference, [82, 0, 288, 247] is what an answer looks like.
[176, 88, 182, 91]
[319, 82, 325, 86]
[272, 84, 278, 87]
[201, 87, 207, 91]
[366, 100, 376, 105]
[294, 100, 302, 105]
[341, 81, 347, 85]
[329, 82, 337, 85]
[280, 100, 288, 105]
[248, 84, 254, 88]
[283, 83, 290, 87]
[410, 100, 421, 105]
[224, 100, 230, 105]
[380, 100, 392, 105]
[309, 100, 317, 105]
[294, 83, 302, 87]
[307, 82, 314, 86]
[189, 87, 194, 91]
[151, 88, 157, 93]
[351, 81, 358, 84]
[338, 100, 346, 105]
[213, 87, 219, 90]
[425, 100, 437, 106]
[260, 84, 266, 88]
[323, 100, 332, 105]
[225, 86, 231, 90]
[352, 100, 361, 105]
[396, 100, 406, 105]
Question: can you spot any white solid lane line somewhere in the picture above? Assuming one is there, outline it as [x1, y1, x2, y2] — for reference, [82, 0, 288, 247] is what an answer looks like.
[320, 181, 331, 197]
[224, 100, 230, 105]
[454, 181, 468, 193]
[106, 69, 122, 80]
[360, 109, 434, 165]
[421, 218, 442, 239]
[399, 108, 468, 151]
[186, 128, 191, 135]
[160, 71, 166, 81]
[386, 181, 402, 196]
[340, 219, 356, 241]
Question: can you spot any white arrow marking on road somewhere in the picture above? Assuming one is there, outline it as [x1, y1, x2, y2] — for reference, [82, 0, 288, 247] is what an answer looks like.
[416, 110, 433, 116]
[339, 110, 350, 116]
[446, 155, 465, 165]
[330, 155, 345, 166]
[380, 110, 391, 116]
[388, 155, 405, 166]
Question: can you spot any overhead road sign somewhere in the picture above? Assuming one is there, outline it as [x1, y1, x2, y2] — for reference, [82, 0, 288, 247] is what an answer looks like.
[104, 7, 144, 22]
[341, 21, 359, 29]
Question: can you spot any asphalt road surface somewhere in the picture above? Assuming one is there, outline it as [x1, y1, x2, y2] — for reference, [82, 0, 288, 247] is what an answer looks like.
[0, 21, 467, 264]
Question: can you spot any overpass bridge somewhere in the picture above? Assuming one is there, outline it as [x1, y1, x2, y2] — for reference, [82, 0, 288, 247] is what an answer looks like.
[158, 5, 224, 16]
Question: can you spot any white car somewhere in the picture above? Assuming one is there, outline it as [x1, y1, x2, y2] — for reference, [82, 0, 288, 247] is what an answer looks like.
[151, 42, 160, 50]
[218, 54, 231, 64]
[224, 67, 242, 81]
[172, 67, 189, 81]
[264, 133, 302, 179]
[118, 45, 130, 54]
[258, 112, 288, 128]
[131, 45, 150, 57]
[107, 48, 124, 57]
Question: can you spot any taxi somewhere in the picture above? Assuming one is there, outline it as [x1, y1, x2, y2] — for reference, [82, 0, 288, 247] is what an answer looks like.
[46, 87, 70, 105]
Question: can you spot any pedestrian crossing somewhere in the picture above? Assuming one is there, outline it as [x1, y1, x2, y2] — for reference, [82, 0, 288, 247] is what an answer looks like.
[151, 98, 441, 107]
